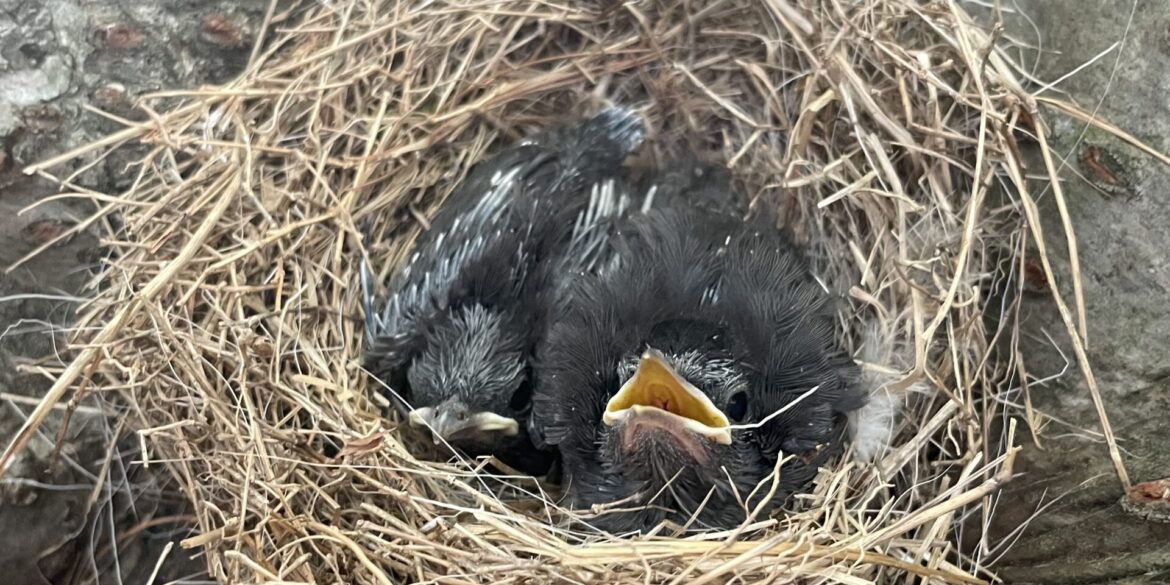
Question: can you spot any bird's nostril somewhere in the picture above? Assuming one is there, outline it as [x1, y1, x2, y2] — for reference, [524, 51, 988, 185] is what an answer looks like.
[456, 412, 466, 421]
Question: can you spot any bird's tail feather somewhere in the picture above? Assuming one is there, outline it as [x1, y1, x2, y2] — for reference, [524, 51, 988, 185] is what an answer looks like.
[548, 107, 646, 190]
[357, 219, 382, 347]
[578, 106, 646, 161]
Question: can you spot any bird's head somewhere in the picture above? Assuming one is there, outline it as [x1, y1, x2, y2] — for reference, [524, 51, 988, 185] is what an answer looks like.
[405, 304, 531, 448]
[601, 348, 751, 477]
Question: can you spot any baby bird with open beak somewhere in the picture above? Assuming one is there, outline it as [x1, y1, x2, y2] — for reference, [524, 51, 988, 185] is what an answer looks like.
[362, 108, 645, 473]
[532, 161, 865, 530]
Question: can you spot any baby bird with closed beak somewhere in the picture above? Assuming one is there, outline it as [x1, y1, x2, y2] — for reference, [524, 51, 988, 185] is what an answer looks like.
[362, 108, 645, 474]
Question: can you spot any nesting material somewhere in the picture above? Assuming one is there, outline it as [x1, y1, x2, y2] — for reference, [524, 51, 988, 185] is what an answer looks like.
[7, 0, 1125, 583]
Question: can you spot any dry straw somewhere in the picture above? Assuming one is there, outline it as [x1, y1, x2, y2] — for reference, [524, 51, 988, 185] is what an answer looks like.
[3, 0, 1141, 582]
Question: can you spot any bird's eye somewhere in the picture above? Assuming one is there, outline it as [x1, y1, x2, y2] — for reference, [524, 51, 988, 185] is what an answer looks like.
[509, 378, 533, 412]
[726, 391, 748, 422]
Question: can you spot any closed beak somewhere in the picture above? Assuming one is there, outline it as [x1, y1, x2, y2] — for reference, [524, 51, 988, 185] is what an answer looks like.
[409, 402, 519, 444]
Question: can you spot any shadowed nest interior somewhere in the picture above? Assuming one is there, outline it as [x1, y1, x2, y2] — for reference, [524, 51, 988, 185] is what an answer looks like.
[3, 0, 1132, 582]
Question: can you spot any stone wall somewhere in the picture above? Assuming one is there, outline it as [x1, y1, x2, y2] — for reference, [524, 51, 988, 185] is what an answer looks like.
[0, 1, 268, 582]
[981, 1, 1170, 582]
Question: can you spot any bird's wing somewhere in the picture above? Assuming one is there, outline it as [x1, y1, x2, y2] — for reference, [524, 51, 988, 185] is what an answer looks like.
[363, 155, 541, 371]
[363, 107, 647, 377]
[550, 178, 635, 290]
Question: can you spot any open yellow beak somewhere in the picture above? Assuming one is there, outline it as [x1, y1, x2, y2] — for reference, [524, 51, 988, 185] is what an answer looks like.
[602, 350, 732, 445]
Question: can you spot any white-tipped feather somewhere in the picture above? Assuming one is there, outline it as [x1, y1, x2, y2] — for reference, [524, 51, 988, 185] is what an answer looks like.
[561, 179, 629, 276]
[849, 385, 899, 463]
[366, 165, 525, 344]
[848, 318, 933, 463]
[640, 184, 657, 214]
[846, 217, 955, 462]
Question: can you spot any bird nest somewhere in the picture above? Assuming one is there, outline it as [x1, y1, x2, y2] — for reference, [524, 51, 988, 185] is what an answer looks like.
[4, 0, 1121, 583]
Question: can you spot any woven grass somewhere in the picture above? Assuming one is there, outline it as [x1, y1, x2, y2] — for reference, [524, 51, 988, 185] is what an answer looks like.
[2, 0, 1134, 582]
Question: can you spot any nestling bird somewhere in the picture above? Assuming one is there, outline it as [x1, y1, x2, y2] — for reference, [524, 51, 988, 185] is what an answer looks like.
[532, 161, 865, 531]
[362, 108, 645, 473]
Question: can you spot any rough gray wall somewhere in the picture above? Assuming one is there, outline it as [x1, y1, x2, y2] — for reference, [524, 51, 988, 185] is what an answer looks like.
[0, 1, 269, 583]
[985, 1, 1170, 583]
